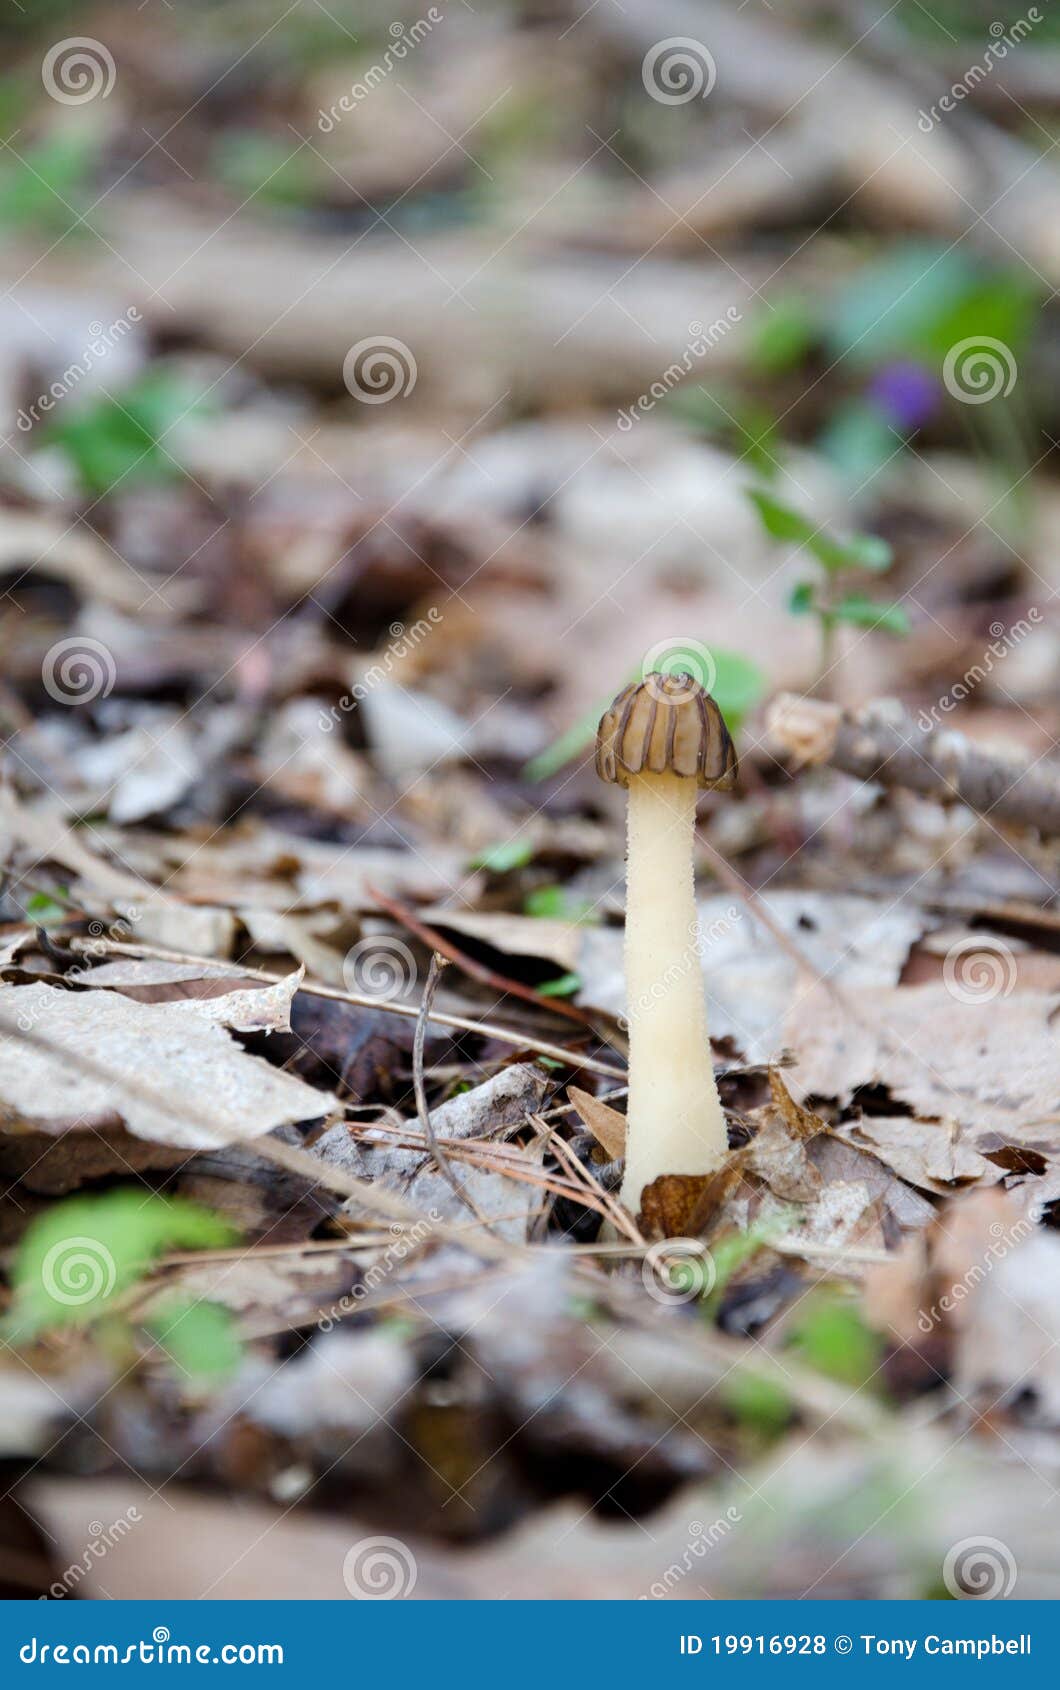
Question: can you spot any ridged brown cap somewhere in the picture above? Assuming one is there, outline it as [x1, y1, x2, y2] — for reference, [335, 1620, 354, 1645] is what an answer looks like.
[595, 672, 738, 790]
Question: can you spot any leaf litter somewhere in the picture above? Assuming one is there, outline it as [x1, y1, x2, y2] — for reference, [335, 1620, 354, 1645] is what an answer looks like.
[2, 0, 1060, 1602]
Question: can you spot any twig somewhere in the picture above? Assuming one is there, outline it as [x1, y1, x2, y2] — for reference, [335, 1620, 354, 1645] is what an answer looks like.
[413, 953, 483, 1223]
[367, 881, 604, 1032]
[768, 693, 1060, 835]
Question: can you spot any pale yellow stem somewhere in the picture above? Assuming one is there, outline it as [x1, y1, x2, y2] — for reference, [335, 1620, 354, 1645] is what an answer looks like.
[620, 772, 728, 1213]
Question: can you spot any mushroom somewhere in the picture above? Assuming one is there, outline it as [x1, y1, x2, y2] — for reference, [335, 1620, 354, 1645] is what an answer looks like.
[596, 672, 737, 1216]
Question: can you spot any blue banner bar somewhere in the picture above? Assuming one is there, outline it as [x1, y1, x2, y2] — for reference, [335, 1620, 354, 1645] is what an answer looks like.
[2, 1600, 1050, 1686]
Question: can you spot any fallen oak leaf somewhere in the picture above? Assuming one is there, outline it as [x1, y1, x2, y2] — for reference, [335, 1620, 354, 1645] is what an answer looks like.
[567, 1084, 626, 1161]
[785, 983, 1060, 1150]
[76, 958, 305, 1034]
[0, 982, 333, 1151]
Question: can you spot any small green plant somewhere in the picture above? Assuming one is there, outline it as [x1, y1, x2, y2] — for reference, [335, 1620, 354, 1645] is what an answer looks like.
[469, 837, 535, 874]
[787, 1292, 884, 1390]
[5, 1189, 241, 1383]
[42, 368, 204, 499]
[722, 1368, 793, 1437]
[523, 885, 598, 923]
[0, 132, 99, 238]
[748, 488, 909, 692]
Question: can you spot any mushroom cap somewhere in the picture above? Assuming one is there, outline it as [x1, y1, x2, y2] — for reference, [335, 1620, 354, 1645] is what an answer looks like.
[595, 672, 738, 789]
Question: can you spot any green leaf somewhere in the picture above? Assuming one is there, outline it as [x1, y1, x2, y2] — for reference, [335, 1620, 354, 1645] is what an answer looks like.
[831, 593, 910, 636]
[664, 387, 782, 478]
[536, 972, 582, 998]
[147, 1297, 242, 1382]
[6, 1190, 237, 1341]
[788, 581, 816, 616]
[749, 295, 817, 376]
[26, 889, 68, 924]
[748, 489, 892, 574]
[820, 400, 905, 487]
[43, 369, 205, 499]
[722, 1368, 793, 1434]
[469, 837, 535, 874]
[826, 244, 978, 365]
[523, 885, 598, 923]
[0, 133, 98, 237]
[747, 488, 820, 545]
[826, 242, 1039, 368]
[704, 650, 767, 735]
[522, 700, 607, 782]
[788, 1294, 883, 1389]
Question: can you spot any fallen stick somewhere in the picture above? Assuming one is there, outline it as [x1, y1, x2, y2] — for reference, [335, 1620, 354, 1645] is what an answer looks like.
[767, 694, 1060, 836]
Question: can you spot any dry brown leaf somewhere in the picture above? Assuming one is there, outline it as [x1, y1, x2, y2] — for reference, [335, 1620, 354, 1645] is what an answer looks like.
[0, 982, 333, 1150]
[82, 959, 304, 1034]
[785, 983, 1060, 1149]
[838, 1114, 1001, 1195]
[567, 1085, 626, 1161]
[421, 907, 582, 973]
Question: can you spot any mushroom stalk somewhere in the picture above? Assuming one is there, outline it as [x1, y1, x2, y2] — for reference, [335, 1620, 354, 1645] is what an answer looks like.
[621, 771, 727, 1210]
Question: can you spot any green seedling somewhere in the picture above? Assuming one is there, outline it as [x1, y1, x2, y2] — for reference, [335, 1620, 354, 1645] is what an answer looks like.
[42, 367, 205, 498]
[749, 488, 908, 692]
[5, 1188, 242, 1383]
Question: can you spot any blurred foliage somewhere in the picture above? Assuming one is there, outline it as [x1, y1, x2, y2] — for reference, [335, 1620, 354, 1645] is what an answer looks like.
[523, 885, 599, 923]
[147, 1296, 243, 1383]
[469, 837, 536, 874]
[787, 1293, 884, 1390]
[0, 132, 98, 237]
[42, 368, 204, 497]
[722, 1368, 793, 1437]
[210, 129, 317, 208]
[749, 489, 909, 660]
[6, 1188, 236, 1341]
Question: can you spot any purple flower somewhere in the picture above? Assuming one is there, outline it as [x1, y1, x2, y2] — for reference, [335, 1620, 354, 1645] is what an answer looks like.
[868, 361, 940, 431]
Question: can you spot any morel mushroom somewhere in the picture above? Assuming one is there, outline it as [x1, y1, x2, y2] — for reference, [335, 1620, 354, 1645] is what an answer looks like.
[596, 672, 737, 1215]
